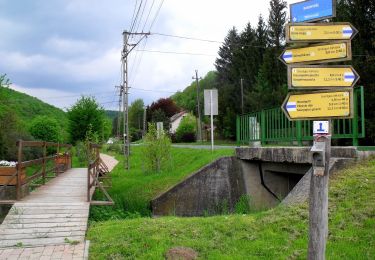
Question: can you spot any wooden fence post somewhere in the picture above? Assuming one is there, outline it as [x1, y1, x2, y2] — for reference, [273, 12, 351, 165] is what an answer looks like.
[42, 142, 46, 184]
[16, 140, 23, 200]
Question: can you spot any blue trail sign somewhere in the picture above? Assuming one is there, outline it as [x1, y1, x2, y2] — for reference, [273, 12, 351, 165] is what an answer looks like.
[290, 0, 336, 23]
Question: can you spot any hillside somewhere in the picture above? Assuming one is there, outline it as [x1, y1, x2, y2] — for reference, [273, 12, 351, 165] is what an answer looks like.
[0, 86, 68, 129]
[105, 110, 119, 121]
[171, 71, 217, 114]
[88, 156, 375, 259]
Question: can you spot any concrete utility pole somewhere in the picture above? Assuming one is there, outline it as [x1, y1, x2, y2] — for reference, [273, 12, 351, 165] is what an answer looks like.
[240, 78, 244, 114]
[121, 30, 150, 170]
[192, 70, 203, 142]
[143, 106, 147, 139]
[116, 85, 123, 138]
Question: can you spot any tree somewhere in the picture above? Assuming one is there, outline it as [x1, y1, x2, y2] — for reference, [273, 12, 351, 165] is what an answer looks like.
[268, 0, 287, 48]
[129, 99, 145, 130]
[29, 116, 60, 142]
[142, 123, 171, 173]
[149, 98, 180, 118]
[67, 96, 108, 143]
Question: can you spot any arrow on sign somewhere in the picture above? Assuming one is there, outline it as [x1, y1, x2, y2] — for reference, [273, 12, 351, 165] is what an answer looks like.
[281, 90, 353, 120]
[279, 41, 351, 65]
[286, 23, 358, 43]
[288, 65, 360, 89]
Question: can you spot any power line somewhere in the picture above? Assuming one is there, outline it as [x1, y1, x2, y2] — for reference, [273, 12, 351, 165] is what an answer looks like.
[141, 0, 156, 32]
[135, 49, 217, 56]
[148, 0, 164, 31]
[151, 32, 223, 43]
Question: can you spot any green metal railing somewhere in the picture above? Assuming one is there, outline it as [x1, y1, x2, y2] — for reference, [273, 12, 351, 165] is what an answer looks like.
[236, 86, 365, 146]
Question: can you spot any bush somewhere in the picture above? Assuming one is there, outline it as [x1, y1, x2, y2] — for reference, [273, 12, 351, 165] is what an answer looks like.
[29, 116, 61, 142]
[142, 123, 171, 173]
[175, 114, 196, 143]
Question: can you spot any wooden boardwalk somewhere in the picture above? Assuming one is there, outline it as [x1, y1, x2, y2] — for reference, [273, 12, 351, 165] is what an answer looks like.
[0, 168, 89, 248]
[0, 153, 118, 259]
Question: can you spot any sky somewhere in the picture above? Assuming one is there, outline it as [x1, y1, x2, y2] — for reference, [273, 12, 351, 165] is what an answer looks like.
[0, 0, 299, 111]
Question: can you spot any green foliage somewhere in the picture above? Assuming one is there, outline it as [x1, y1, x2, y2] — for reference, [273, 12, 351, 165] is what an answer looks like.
[88, 157, 375, 259]
[67, 96, 109, 144]
[175, 114, 196, 142]
[142, 123, 171, 173]
[234, 195, 251, 214]
[0, 78, 69, 158]
[129, 99, 145, 130]
[29, 116, 60, 142]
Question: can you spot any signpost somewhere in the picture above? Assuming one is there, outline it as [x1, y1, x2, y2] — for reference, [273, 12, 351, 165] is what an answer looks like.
[286, 23, 358, 42]
[288, 65, 359, 89]
[281, 1, 360, 257]
[290, 0, 336, 23]
[280, 41, 351, 65]
[282, 90, 352, 120]
[204, 89, 218, 151]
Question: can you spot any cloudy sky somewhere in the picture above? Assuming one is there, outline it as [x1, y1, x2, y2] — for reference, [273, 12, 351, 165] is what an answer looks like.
[0, 0, 299, 110]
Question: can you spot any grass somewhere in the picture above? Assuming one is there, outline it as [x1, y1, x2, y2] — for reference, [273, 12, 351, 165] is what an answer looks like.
[87, 157, 375, 259]
[89, 146, 234, 220]
[173, 140, 237, 146]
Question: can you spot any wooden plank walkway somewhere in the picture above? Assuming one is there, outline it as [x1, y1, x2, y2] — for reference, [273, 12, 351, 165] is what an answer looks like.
[0, 168, 89, 259]
[0, 154, 118, 259]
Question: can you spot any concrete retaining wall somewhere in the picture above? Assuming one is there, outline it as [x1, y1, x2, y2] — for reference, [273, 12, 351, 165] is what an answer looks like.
[151, 157, 245, 217]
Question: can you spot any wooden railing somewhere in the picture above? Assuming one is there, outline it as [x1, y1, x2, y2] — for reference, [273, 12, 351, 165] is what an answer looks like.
[87, 143, 113, 206]
[0, 140, 72, 204]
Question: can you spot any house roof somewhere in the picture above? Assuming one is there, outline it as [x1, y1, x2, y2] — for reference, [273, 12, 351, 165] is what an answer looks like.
[170, 111, 187, 123]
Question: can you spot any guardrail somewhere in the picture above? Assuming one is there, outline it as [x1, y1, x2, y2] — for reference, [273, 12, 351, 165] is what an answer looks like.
[236, 86, 365, 146]
[87, 143, 113, 205]
[0, 140, 72, 204]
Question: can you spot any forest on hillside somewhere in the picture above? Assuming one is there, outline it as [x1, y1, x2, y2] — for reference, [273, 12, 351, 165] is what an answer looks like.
[172, 0, 375, 144]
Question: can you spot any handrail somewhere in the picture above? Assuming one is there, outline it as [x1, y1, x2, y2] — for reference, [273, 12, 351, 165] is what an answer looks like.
[237, 86, 365, 146]
[87, 142, 113, 206]
[0, 140, 72, 203]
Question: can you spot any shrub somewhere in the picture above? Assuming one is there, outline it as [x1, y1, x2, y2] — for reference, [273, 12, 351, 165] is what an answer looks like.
[142, 123, 171, 173]
[175, 114, 196, 143]
[29, 116, 60, 142]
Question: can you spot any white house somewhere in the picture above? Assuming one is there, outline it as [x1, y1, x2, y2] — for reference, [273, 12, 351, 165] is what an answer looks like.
[170, 111, 188, 133]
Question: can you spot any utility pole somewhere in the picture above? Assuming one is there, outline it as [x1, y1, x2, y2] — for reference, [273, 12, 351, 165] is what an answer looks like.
[240, 78, 244, 114]
[121, 30, 150, 170]
[116, 85, 123, 138]
[143, 106, 147, 139]
[192, 70, 203, 142]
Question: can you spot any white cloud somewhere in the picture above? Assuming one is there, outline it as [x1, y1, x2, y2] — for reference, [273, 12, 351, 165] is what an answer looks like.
[44, 35, 96, 55]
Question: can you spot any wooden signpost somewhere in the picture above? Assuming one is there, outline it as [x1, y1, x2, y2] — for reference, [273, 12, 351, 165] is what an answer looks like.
[279, 41, 351, 65]
[282, 90, 353, 120]
[286, 23, 358, 42]
[288, 65, 360, 89]
[280, 0, 360, 259]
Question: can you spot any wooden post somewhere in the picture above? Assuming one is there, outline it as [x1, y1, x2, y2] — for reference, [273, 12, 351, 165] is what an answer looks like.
[42, 142, 46, 185]
[308, 134, 331, 259]
[16, 140, 23, 200]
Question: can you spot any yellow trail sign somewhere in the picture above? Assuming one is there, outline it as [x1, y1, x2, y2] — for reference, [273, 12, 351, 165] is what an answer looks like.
[280, 41, 351, 65]
[281, 90, 353, 120]
[286, 23, 358, 42]
[288, 65, 359, 89]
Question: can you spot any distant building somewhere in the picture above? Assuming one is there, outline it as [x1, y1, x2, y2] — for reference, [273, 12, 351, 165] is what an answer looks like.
[170, 111, 188, 133]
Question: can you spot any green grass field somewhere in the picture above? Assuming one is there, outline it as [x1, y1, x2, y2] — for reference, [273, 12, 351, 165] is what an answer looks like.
[89, 146, 234, 220]
[87, 154, 375, 259]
